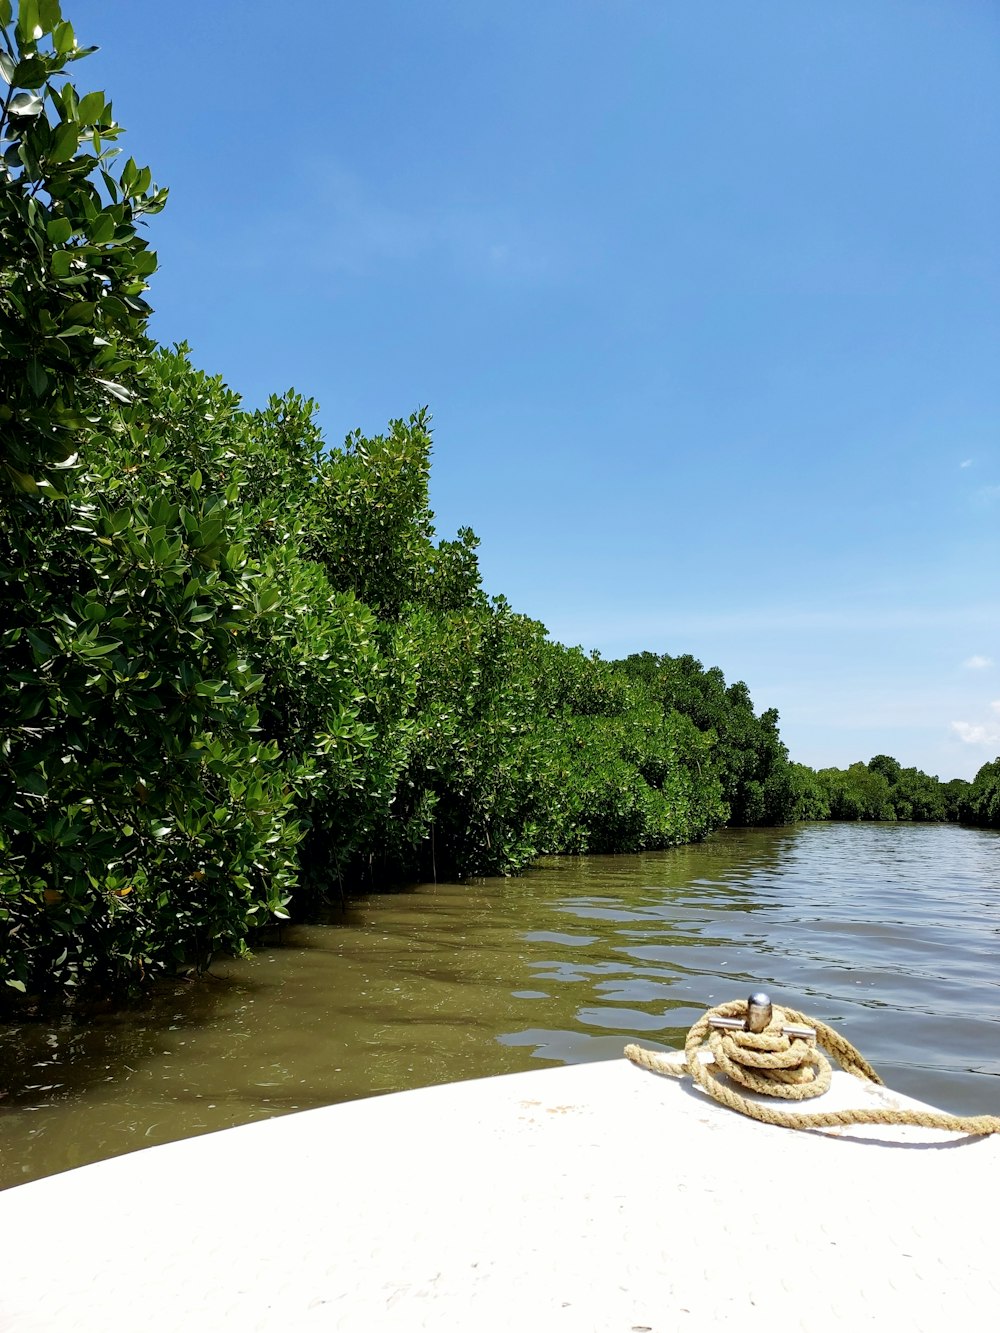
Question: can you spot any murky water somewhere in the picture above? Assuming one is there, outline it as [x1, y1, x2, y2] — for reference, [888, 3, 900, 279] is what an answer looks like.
[1, 822, 998, 1189]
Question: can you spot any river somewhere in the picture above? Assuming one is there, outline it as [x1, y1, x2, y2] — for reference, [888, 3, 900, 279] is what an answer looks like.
[1, 821, 998, 1189]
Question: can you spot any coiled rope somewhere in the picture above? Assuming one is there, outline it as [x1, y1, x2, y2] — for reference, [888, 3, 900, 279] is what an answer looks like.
[624, 996, 1000, 1136]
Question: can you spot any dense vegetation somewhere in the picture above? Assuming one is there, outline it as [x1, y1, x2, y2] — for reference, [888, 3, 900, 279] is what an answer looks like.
[0, 3, 801, 1002]
[787, 755, 1000, 829]
[2, 5, 997, 1006]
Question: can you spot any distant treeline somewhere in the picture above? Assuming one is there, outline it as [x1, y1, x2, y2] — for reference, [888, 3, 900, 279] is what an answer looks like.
[789, 755, 1000, 828]
[1, 6, 996, 1005]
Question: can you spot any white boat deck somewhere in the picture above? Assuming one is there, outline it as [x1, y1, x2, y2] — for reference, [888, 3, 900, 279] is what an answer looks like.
[1, 1054, 997, 1331]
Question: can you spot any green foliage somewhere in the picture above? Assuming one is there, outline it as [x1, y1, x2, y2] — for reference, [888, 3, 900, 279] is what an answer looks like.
[378, 623, 728, 877]
[819, 763, 895, 821]
[886, 766, 946, 822]
[1, 349, 305, 994]
[0, 0, 166, 493]
[941, 777, 971, 823]
[612, 653, 798, 825]
[308, 412, 444, 619]
[789, 763, 830, 821]
[1, 326, 740, 1000]
[868, 754, 902, 786]
[0, 3, 797, 1006]
[960, 758, 1000, 828]
[791, 755, 954, 824]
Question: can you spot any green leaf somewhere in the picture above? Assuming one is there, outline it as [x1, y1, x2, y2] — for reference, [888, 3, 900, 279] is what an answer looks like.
[89, 213, 115, 244]
[65, 299, 95, 323]
[0, 51, 15, 85]
[95, 378, 132, 403]
[5, 980, 27, 994]
[8, 92, 43, 117]
[46, 216, 73, 243]
[3, 464, 38, 493]
[78, 639, 121, 657]
[100, 294, 129, 321]
[38, 0, 62, 34]
[77, 89, 105, 122]
[48, 120, 80, 164]
[16, 688, 46, 720]
[26, 358, 48, 396]
[51, 249, 72, 277]
[52, 19, 75, 54]
[25, 628, 54, 661]
[16, 0, 41, 44]
[13, 56, 48, 88]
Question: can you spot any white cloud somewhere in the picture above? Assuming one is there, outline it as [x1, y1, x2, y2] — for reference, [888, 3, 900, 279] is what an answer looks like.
[960, 458, 973, 468]
[963, 655, 993, 670]
[952, 720, 1000, 746]
[952, 703, 1000, 747]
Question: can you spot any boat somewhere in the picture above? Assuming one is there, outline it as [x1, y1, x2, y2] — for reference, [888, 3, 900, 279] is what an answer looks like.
[1, 1001, 997, 1331]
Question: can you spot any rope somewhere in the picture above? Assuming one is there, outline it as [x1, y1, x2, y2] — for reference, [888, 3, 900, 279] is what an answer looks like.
[624, 997, 1000, 1136]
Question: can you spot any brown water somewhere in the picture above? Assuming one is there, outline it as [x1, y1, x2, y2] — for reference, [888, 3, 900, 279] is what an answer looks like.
[1, 822, 998, 1189]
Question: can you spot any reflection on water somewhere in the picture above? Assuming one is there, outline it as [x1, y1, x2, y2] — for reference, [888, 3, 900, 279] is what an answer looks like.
[1, 823, 998, 1188]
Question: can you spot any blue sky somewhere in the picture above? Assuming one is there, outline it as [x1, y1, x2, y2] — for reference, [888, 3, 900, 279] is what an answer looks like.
[72, 0, 999, 780]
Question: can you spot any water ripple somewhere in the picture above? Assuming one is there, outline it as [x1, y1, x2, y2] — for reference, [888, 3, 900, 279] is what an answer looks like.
[1, 822, 997, 1189]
